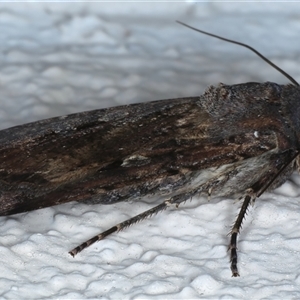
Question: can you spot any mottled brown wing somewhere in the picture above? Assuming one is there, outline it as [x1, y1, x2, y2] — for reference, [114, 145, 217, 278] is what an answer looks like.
[0, 84, 279, 215]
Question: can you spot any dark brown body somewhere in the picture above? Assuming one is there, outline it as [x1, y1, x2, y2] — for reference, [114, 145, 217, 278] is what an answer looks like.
[0, 81, 299, 217]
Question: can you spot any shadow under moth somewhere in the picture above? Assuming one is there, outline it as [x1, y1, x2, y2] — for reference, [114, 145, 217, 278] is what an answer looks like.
[0, 21, 299, 277]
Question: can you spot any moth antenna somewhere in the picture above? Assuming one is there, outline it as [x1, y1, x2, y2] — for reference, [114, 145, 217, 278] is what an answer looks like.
[177, 21, 299, 87]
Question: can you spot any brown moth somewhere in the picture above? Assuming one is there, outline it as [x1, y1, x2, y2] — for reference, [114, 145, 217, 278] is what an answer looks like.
[1, 22, 299, 277]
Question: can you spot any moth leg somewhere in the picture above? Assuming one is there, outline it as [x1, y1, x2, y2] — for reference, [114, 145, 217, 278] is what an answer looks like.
[229, 193, 253, 277]
[69, 200, 172, 257]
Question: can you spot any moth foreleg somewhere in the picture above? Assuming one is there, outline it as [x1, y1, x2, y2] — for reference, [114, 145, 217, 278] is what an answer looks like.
[229, 193, 253, 277]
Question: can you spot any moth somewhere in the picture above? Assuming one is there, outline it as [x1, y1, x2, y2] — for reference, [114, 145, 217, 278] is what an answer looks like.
[0, 21, 299, 277]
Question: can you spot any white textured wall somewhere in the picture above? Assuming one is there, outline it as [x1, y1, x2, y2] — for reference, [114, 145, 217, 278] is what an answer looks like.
[1, 2, 300, 299]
